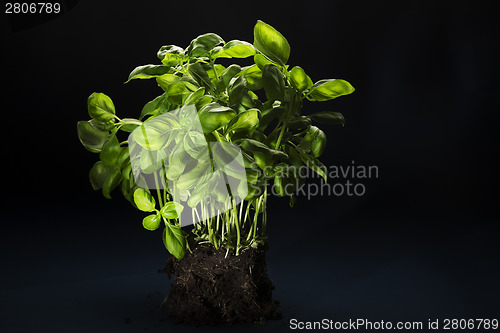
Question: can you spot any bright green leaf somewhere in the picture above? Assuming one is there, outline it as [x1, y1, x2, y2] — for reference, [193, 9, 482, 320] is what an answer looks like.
[227, 108, 260, 133]
[216, 40, 256, 59]
[125, 65, 170, 83]
[133, 188, 156, 212]
[198, 103, 236, 133]
[100, 134, 121, 166]
[186, 33, 224, 58]
[307, 79, 355, 101]
[143, 213, 161, 231]
[87, 92, 116, 123]
[140, 94, 165, 120]
[253, 20, 290, 66]
[290, 66, 313, 92]
[163, 223, 186, 260]
[161, 201, 184, 219]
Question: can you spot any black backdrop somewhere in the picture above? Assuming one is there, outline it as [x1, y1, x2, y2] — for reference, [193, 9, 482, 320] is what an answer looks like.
[1, 1, 499, 332]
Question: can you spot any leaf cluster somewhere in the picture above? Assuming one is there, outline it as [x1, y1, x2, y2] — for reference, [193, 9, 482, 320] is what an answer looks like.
[77, 20, 354, 260]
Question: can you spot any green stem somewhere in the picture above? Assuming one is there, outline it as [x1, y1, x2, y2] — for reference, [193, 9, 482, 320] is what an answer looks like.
[153, 171, 164, 207]
[233, 199, 241, 255]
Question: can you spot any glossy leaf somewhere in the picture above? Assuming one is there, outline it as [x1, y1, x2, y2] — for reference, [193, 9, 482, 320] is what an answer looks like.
[186, 33, 224, 57]
[161, 201, 184, 219]
[157, 45, 185, 65]
[100, 134, 121, 166]
[290, 66, 313, 92]
[140, 94, 165, 120]
[259, 106, 285, 130]
[126, 65, 170, 83]
[176, 161, 211, 190]
[297, 148, 327, 182]
[253, 20, 290, 66]
[143, 213, 161, 231]
[163, 223, 186, 260]
[198, 103, 236, 133]
[166, 82, 191, 105]
[184, 87, 205, 105]
[307, 79, 355, 101]
[183, 130, 209, 161]
[309, 111, 345, 125]
[211, 142, 246, 180]
[77, 120, 109, 153]
[132, 114, 180, 151]
[254, 54, 277, 70]
[262, 65, 285, 102]
[216, 40, 256, 58]
[240, 64, 263, 91]
[87, 92, 116, 123]
[228, 75, 248, 106]
[133, 188, 156, 212]
[216, 64, 241, 93]
[227, 108, 260, 133]
[287, 116, 311, 130]
[310, 126, 327, 157]
[188, 63, 215, 91]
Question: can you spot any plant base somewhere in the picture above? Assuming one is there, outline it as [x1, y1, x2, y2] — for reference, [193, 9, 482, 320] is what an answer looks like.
[161, 240, 281, 326]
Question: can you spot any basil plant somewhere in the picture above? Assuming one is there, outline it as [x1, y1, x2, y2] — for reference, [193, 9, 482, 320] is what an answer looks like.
[77, 20, 354, 260]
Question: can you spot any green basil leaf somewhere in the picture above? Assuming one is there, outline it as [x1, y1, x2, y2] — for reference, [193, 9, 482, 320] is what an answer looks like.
[100, 134, 121, 166]
[216, 40, 256, 59]
[188, 63, 215, 91]
[253, 20, 290, 66]
[290, 66, 313, 92]
[142, 213, 161, 231]
[89, 161, 109, 190]
[198, 103, 236, 133]
[307, 79, 355, 101]
[186, 33, 224, 58]
[309, 111, 345, 125]
[211, 142, 246, 180]
[163, 223, 186, 260]
[140, 94, 165, 120]
[228, 75, 248, 106]
[161, 201, 184, 219]
[227, 108, 260, 133]
[183, 130, 209, 161]
[87, 92, 116, 123]
[254, 54, 278, 70]
[125, 65, 170, 83]
[310, 126, 326, 157]
[259, 106, 286, 131]
[184, 87, 205, 105]
[77, 120, 109, 153]
[239, 64, 263, 91]
[166, 82, 191, 105]
[287, 116, 311, 130]
[133, 188, 156, 212]
[156, 73, 178, 91]
[132, 114, 181, 151]
[176, 161, 211, 190]
[262, 65, 285, 102]
[102, 167, 122, 199]
[297, 148, 327, 183]
[216, 64, 241, 93]
[157, 45, 185, 64]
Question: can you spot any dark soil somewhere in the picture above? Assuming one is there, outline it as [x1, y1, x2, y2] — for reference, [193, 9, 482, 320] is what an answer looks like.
[160, 239, 281, 326]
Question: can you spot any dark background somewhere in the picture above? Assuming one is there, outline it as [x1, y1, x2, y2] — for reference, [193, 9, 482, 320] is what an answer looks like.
[1, 1, 499, 332]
